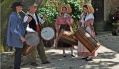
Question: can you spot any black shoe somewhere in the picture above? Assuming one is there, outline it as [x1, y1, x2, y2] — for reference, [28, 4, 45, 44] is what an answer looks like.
[42, 61, 51, 64]
[81, 57, 88, 59]
[71, 54, 75, 57]
[85, 58, 93, 61]
[30, 62, 39, 66]
[63, 55, 66, 57]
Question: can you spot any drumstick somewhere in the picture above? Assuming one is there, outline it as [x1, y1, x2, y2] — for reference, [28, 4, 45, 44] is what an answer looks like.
[21, 10, 29, 17]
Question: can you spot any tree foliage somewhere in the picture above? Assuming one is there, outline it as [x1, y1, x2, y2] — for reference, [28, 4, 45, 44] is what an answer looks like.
[0, 0, 46, 51]
[38, 0, 82, 31]
[1, 0, 83, 51]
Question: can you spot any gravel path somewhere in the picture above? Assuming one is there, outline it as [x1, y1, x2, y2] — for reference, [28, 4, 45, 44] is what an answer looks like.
[1, 32, 119, 69]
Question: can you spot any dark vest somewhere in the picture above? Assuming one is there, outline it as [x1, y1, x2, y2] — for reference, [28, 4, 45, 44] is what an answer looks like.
[28, 13, 41, 31]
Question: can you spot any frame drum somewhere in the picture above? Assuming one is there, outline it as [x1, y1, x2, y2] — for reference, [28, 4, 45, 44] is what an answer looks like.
[41, 27, 55, 41]
[25, 32, 40, 46]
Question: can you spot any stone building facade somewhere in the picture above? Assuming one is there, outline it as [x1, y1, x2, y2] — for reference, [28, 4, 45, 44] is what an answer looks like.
[90, 0, 119, 31]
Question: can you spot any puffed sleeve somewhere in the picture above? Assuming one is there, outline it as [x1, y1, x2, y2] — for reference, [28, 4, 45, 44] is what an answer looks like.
[85, 14, 94, 26]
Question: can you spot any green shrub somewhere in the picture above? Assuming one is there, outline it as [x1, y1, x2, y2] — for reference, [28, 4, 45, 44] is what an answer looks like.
[37, 0, 82, 31]
[104, 12, 115, 31]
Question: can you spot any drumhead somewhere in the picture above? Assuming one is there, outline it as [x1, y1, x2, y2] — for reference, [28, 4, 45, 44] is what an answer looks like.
[41, 27, 55, 40]
[25, 32, 40, 46]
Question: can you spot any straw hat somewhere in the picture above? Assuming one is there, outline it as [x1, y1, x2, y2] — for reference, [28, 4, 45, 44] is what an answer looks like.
[79, 2, 94, 14]
[86, 4, 94, 14]
[79, 2, 83, 7]
[57, 4, 72, 13]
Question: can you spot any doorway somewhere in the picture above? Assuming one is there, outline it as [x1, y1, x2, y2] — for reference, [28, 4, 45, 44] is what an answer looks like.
[92, 0, 104, 31]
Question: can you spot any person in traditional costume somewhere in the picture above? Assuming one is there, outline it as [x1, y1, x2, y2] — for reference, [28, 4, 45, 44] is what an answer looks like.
[55, 4, 75, 57]
[22, 3, 50, 66]
[6, 2, 32, 69]
[77, 4, 96, 61]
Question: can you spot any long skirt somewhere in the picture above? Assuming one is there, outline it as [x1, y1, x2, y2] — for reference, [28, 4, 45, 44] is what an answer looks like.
[77, 26, 97, 56]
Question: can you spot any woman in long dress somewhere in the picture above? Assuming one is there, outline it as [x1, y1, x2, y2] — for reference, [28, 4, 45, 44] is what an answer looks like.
[55, 4, 75, 57]
[78, 4, 96, 61]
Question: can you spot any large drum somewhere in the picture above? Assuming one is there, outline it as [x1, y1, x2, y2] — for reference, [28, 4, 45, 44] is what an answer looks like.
[22, 44, 36, 56]
[74, 27, 101, 53]
[41, 27, 55, 47]
[58, 30, 78, 45]
[22, 32, 39, 56]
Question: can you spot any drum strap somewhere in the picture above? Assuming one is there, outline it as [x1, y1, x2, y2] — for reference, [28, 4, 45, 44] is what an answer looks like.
[35, 13, 42, 31]
[84, 14, 88, 29]
[79, 13, 87, 29]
